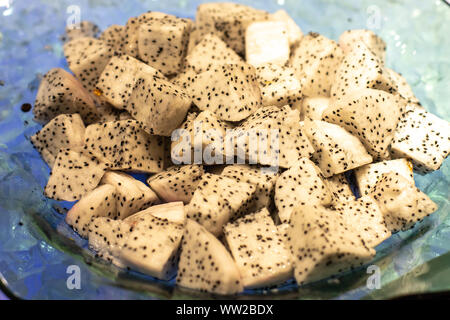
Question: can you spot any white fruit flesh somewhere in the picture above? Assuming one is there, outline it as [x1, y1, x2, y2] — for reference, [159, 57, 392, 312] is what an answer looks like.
[30, 114, 85, 168]
[287, 204, 375, 285]
[255, 64, 302, 108]
[246, 21, 290, 67]
[96, 55, 163, 110]
[147, 165, 205, 204]
[290, 33, 344, 97]
[177, 219, 243, 295]
[270, 9, 303, 46]
[338, 29, 386, 64]
[323, 88, 405, 160]
[224, 208, 292, 288]
[66, 184, 117, 238]
[120, 211, 184, 280]
[301, 96, 330, 120]
[369, 172, 437, 232]
[185, 173, 256, 236]
[390, 105, 450, 173]
[355, 159, 415, 196]
[100, 171, 160, 219]
[125, 201, 186, 226]
[275, 158, 333, 223]
[303, 119, 373, 177]
[44, 149, 106, 201]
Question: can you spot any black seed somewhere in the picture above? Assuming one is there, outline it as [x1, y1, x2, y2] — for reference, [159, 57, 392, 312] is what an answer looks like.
[21, 103, 32, 112]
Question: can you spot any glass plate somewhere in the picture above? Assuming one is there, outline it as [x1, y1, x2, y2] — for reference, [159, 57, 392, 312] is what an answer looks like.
[0, 0, 449, 300]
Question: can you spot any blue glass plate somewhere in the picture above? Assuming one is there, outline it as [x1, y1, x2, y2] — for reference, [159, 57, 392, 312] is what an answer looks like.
[0, 0, 449, 300]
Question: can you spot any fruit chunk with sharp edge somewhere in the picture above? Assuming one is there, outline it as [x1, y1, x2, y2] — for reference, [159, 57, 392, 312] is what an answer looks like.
[33, 68, 99, 124]
[66, 184, 117, 238]
[44, 149, 107, 201]
[303, 119, 373, 177]
[224, 208, 293, 288]
[30, 114, 85, 168]
[390, 105, 450, 174]
[176, 219, 243, 295]
[275, 158, 333, 223]
[355, 159, 415, 196]
[369, 172, 437, 232]
[245, 21, 290, 67]
[100, 171, 160, 219]
[147, 165, 205, 204]
[84, 120, 165, 173]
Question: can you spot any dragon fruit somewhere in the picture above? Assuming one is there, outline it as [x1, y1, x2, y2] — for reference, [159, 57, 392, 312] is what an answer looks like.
[122, 12, 175, 58]
[64, 37, 116, 92]
[88, 202, 185, 272]
[84, 119, 165, 173]
[323, 88, 405, 160]
[390, 105, 450, 173]
[289, 32, 344, 97]
[386, 69, 420, 104]
[100, 171, 160, 219]
[95, 99, 132, 123]
[33, 68, 99, 124]
[275, 158, 333, 223]
[171, 110, 233, 165]
[330, 44, 397, 102]
[233, 105, 314, 168]
[303, 119, 373, 177]
[334, 196, 391, 247]
[96, 55, 164, 110]
[186, 21, 214, 53]
[66, 184, 117, 238]
[245, 21, 290, 67]
[44, 149, 106, 201]
[126, 75, 192, 136]
[270, 9, 303, 47]
[170, 67, 197, 90]
[99, 24, 125, 54]
[125, 202, 186, 226]
[30, 3, 448, 294]
[187, 63, 262, 122]
[255, 63, 302, 108]
[119, 207, 185, 280]
[63, 21, 100, 43]
[338, 29, 386, 64]
[122, 17, 141, 58]
[88, 217, 128, 266]
[138, 16, 192, 76]
[221, 164, 279, 212]
[287, 204, 375, 285]
[185, 173, 256, 236]
[355, 159, 414, 196]
[64, 37, 93, 65]
[300, 96, 330, 120]
[327, 173, 355, 203]
[195, 3, 270, 56]
[277, 223, 290, 242]
[223, 208, 292, 288]
[369, 172, 437, 232]
[177, 219, 243, 295]
[147, 165, 204, 204]
[184, 33, 243, 74]
[30, 114, 85, 168]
